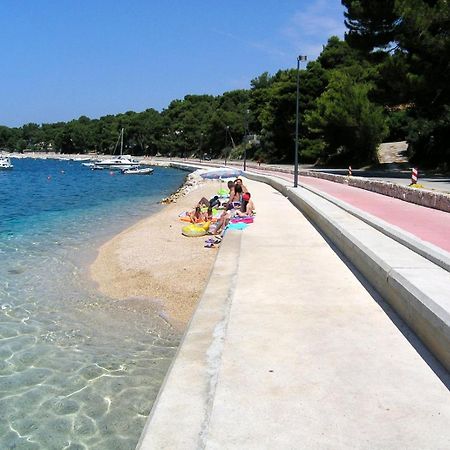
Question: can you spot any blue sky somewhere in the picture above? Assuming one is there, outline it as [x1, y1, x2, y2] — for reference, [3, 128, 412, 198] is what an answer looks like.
[0, 0, 346, 127]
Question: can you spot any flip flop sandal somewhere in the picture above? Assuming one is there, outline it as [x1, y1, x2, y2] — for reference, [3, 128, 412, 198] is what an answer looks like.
[204, 243, 215, 248]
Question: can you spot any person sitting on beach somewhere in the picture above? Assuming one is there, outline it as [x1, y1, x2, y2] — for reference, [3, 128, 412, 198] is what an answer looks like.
[236, 192, 255, 217]
[204, 206, 214, 222]
[188, 206, 204, 223]
[214, 189, 256, 234]
[212, 210, 231, 235]
[225, 183, 243, 209]
[214, 185, 245, 234]
[234, 178, 248, 194]
[224, 180, 235, 202]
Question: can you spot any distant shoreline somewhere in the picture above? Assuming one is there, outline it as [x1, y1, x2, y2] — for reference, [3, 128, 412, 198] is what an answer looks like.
[7, 151, 166, 162]
[6, 152, 186, 170]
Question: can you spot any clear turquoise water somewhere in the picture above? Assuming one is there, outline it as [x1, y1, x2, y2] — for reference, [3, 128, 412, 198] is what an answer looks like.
[0, 158, 188, 449]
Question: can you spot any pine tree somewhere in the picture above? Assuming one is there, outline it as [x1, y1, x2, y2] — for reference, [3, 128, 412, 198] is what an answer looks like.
[342, 0, 400, 52]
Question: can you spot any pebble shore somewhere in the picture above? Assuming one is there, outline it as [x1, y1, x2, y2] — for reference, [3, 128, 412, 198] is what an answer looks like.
[90, 173, 221, 331]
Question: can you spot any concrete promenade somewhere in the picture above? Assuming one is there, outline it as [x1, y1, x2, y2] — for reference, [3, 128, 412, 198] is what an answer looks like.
[138, 177, 450, 449]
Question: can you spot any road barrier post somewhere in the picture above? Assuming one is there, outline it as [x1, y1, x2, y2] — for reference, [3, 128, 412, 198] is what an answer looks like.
[410, 167, 418, 185]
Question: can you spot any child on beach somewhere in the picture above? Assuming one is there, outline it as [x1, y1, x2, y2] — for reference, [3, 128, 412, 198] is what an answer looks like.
[188, 206, 204, 223]
[204, 206, 214, 222]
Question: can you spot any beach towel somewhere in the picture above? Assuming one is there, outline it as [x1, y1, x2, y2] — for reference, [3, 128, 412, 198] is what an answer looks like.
[230, 216, 254, 224]
[226, 222, 248, 231]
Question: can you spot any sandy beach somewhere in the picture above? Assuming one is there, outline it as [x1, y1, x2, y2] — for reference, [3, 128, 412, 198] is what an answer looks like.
[90, 176, 223, 330]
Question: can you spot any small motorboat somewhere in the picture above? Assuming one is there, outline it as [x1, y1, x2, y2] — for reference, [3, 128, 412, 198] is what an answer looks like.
[121, 166, 153, 175]
[0, 155, 13, 169]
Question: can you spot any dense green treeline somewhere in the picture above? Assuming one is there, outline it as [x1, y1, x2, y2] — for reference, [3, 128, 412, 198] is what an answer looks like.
[342, 0, 450, 168]
[1, 0, 448, 168]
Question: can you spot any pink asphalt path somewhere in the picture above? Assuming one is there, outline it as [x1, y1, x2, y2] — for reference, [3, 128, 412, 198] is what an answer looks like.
[250, 167, 450, 254]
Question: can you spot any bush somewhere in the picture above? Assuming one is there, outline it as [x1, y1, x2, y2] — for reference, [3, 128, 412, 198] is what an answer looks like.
[299, 138, 325, 163]
[385, 110, 413, 141]
[407, 111, 450, 169]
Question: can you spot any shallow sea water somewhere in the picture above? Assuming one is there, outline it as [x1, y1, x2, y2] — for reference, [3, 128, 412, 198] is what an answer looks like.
[0, 158, 187, 449]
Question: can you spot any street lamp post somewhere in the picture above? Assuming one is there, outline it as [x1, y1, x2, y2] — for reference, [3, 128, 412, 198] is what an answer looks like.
[199, 132, 204, 162]
[294, 55, 307, 188]
[244, 109, 250, 171]
[243, 144, 247, 171]
[224, 126, 229, 166]
[175, 129, 183, 159]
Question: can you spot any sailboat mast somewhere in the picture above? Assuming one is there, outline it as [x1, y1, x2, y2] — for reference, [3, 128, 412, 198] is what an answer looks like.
[120, 128, 124, 156]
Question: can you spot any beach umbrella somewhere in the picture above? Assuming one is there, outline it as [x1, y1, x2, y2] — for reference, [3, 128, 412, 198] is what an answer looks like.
[199, 167, 242, 179]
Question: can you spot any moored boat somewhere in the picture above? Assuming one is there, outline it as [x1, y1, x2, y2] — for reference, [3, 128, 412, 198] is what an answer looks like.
[0, 154, 13, 169]
[94, 155, 140, 169]
[121, 166, 154, 175]
[92, 128, 140, 169]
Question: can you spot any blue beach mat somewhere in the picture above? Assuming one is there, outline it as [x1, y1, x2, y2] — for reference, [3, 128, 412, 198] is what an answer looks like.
[226, 222, 249, 231]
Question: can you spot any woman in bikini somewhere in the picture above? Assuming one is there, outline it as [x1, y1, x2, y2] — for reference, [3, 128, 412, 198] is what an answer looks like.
[236, 192, 255, 217]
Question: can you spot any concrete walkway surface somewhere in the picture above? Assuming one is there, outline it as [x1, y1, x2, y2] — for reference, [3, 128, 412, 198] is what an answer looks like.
[138, 178, 450, 449]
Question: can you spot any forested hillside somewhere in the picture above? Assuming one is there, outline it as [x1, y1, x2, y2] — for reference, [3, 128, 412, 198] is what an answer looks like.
[1, 0, 448, 169]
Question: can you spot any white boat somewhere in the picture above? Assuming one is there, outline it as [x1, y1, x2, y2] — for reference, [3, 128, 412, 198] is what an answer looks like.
[0, 155, 13, 169]
[94, 155, 140, 169]
[71, 156, 92, 161]
[121, 166, 154, 175]
[93, 129, 140, 169]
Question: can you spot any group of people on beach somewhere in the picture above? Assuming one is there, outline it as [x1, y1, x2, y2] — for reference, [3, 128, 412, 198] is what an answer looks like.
[186, 177, 255, 243]
[212, 178, 255, 235]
